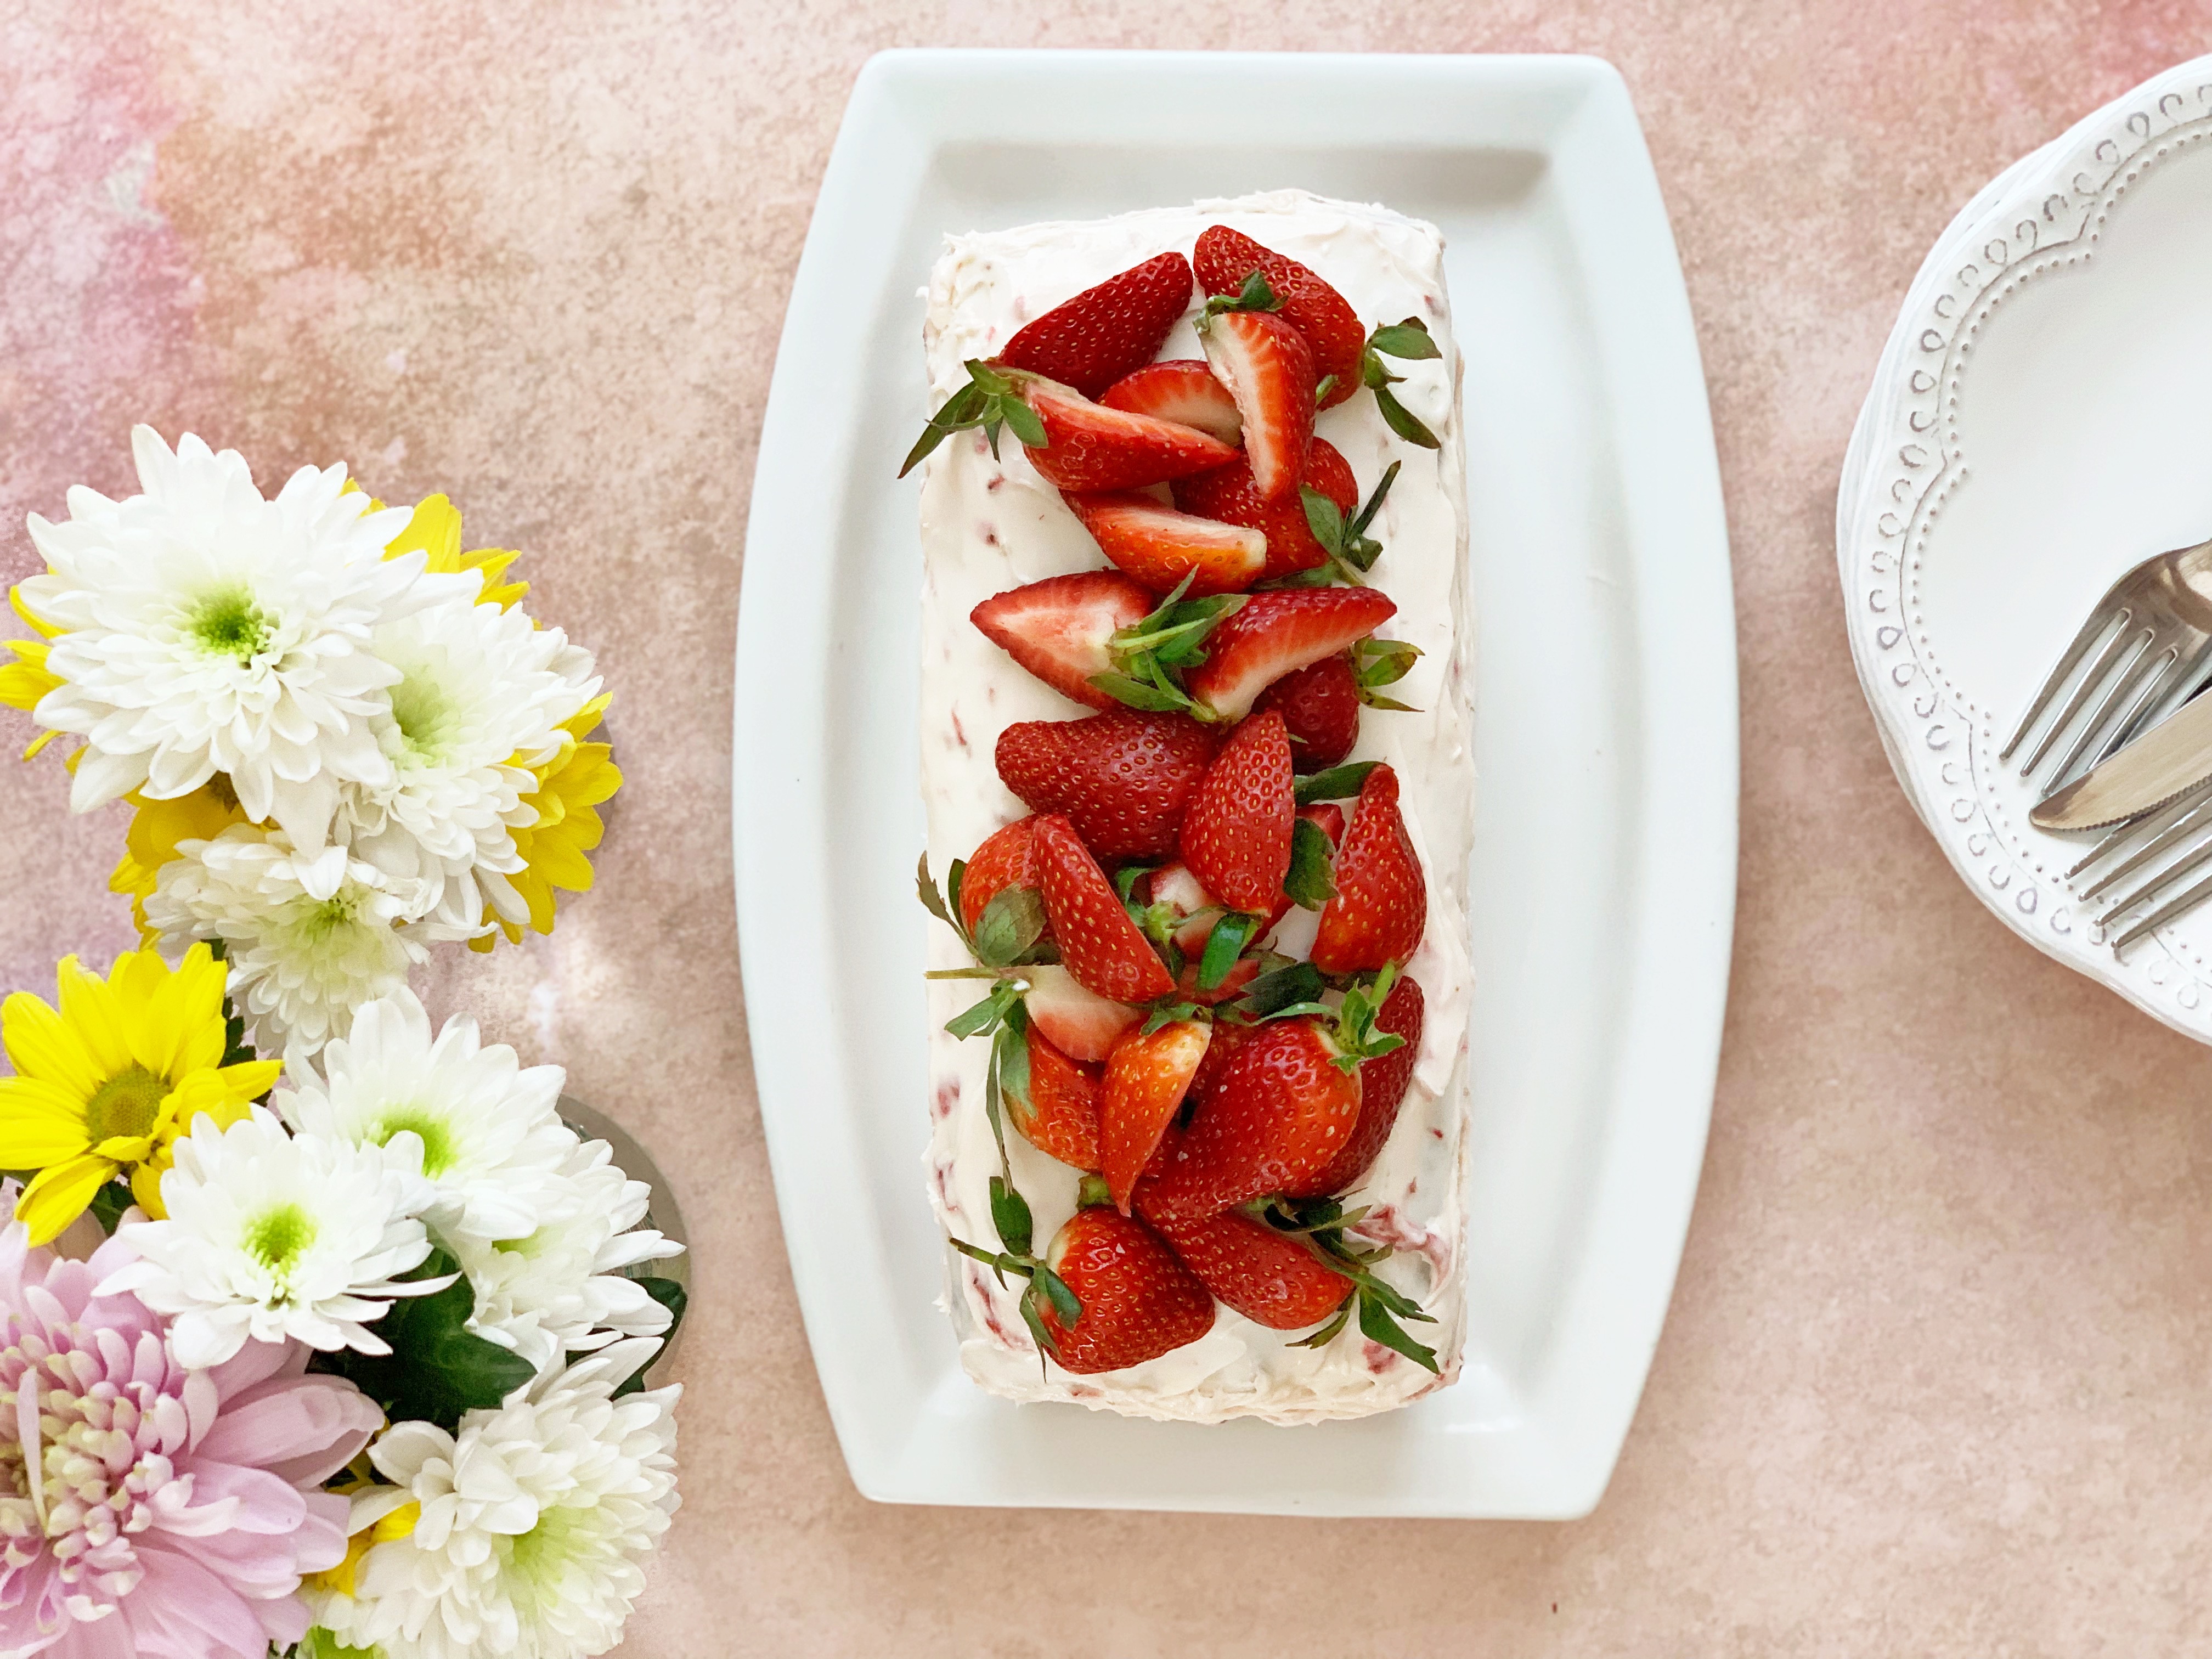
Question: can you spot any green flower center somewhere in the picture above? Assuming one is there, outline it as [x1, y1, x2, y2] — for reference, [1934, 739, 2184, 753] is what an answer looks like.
[83, 1065, 166, 1143]
[187, 586, 272, 662]
[299, 891, 361, 941]
[388, 668, 461, 765]
[244, 1203, 317, 1276]
[369, 1107, 458, 1176]
[504, 1504, 589, 1604]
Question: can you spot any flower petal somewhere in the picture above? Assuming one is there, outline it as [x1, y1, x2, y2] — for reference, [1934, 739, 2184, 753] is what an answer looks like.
[0, 991, 100, 1099]
[15, 1152, 117, 1245]
[0, 1077, 91, 1164]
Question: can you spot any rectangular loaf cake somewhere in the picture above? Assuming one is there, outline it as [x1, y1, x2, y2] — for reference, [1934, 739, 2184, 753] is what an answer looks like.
[916, 189, 1475, 1423]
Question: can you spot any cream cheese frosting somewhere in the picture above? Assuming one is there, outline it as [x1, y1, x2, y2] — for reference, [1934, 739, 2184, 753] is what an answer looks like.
[917, 190, 1475, 1424]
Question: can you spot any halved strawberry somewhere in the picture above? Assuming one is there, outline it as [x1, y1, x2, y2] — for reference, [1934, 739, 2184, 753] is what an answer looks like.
[1182, 588, 1399, 721]
[1032, 815, 1175, 1003]
[1099, 360, 1243, 445]
[1194, 227, 1367, 409]
[1173, 954, 1259, 1007]
[1062, 493, 1266, 598]
[970, 572, 1153, 713]
[1301, 801, 1347, 845]
[1310, 765, 1426, 974]
[996, 709, 1216, 862]
[1196, 310, 1314, 501]
[1021, 964, 1141, 1063]
[1146, 861, 1280, 1002]
[1171, 438, 1357, 582]
[1178, 709, 1294, 915]
[1101, 1019, 1210, 1211]
[1009, 1025, 1104, 1171]
[1035, 1206, 1215, 1374]
[1000, 252, 1195, 398]
[959, 817, 1047, 938]
[1291, 972, 1424, 1195]
[1252, 652, 1360, 772]
[1150, 1206, 1351, 1330]
[1020, 377, 1239, 493]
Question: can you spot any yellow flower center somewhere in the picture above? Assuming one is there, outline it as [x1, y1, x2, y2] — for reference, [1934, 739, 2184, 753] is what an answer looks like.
[83, 1066, 167, 1143]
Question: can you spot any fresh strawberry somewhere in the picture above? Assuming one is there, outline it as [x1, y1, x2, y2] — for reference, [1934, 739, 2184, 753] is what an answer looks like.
[1021, 964, 1141, 1062]
[1146, 862, 1279, 1002]
[1178, 709, 1294, 915]
[1032, 815, 1175, 1003]
[1136, 1015, 1364, 1222]
[1150, 1207, 1351, 1330]
[970, 572, 1153, 712]
[1301, 801, 1347, 845]
[1020, 377, 1239, 493]
[1194, 227, 1368, 410]
[1196, 309, 1314, 501]
[1099, 360, 1243, 445]
[1311, 765, 1426, 974]
[1182, 588, 1398, 721]
[1035, 1206, 1215, 1374]
[996, 709, 1215, 862]
[959, 817, 1046, 937]
[1062, 492, 1266, 598]
[999, 253, 1195, 398]
[1252, 652, 1360, 771]
[1290, 973, 1424, 1195]
[1181, 1019, 1250, 1116]
[1101, 1019, 1210, 1211]
[1171, 438, 1357, 581]
[1009, 1025, 1103, 1171]
[1175, 953, 1260, 1007]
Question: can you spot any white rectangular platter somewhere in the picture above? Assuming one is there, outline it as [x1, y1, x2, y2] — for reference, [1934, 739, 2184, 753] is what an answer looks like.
[733, 48, 1737, 1517]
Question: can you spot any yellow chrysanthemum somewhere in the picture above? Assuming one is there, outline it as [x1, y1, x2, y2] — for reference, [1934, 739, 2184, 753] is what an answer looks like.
[471, 695, 622, 951]
[111, 777, 252, 940]
[304, 1494, 421, 1601]
[0, 587, 64, 761]
[374, 492, 529, 611]
[0, 943, 280, 1241]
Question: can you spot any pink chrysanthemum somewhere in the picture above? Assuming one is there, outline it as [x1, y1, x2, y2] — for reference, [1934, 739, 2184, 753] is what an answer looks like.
[0, 1218, 383, 1659]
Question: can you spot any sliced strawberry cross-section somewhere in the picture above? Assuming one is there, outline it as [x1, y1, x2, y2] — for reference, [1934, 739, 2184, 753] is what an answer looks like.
[1173, 437, 1357, 583]
[1197, 309, 1314, 503]
[1031, 815, 1175, 1004]
[1195, 226, 1367, 410]
[1000, 252, 1196, 399]
[1020, 963, 1141, 1063]
[1020, 377, 1239, 493]
[970, 571, 1153, 713]
[1099, 359, 1243, 446]
[1182, 587, 1398, 721]
[1063, 492, 1266, 599]
[996, 709, 1215, 863]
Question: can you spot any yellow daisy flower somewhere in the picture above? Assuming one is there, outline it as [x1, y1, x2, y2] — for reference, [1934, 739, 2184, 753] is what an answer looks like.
[472, 695, 622, 951]
[110, 777, 251, 941]
[0, 587, 64, 760]
[375, 492, 529, 611]
[0, 944, 280, 1242]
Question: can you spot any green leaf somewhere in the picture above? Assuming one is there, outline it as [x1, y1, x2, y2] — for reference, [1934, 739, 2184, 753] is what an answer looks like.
[1347, 461, 1400, 542]
[1288, 1300, 1355, 1348]
[945, 981, 1018, 1040]
[1374, 385, 1441, 450]
[613, 1277, 689, 1397]
[1000, 396, 1047, 448]
[1196, 911, 1257, 992]
[1357, 1286, 1440, 1373]
[971, 886, 1046, 970]
[1369, 318, 1440, 360]
[1087, 671, 1189, 713]
[1234, 961, 1327, 1019]
[899, 380, 990, 477]
[917, 854, 957, 929]
[1294, 761, 1379, 804]
[1206, 269, 1280, 315]
[989, 1175, 1034, 1259]
[1301, 486, 1347, 555]
[969, 362, 1012, 396]
[1113, 864, 1155, 904]
[1355, 638, 1421, 690]
[1284, 816, 1338, 910]
[1139, 1000, 1201, 1036]
[1018, 1290, 1059, 1364]
[1034, 1264, 1082, 1328]
[307, 1250, 533, 1430]
[87, 1181, 132, 1235]
[994, 1009, 1032, 1126]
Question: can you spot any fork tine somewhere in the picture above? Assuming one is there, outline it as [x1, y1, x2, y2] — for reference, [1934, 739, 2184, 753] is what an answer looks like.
[2024, 623, 2152, 777]
[2079, 789, 2212, 899]
[2113, 863, 2212, 951]
[2056, 642, 2182, 786]
[2002, 602, 2133, 761]
[2119, 634, 2212, 746]
[2098, 831, 2212, 926]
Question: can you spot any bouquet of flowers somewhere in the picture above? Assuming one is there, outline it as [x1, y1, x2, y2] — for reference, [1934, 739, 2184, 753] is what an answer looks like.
[0, 432, 684, 1659]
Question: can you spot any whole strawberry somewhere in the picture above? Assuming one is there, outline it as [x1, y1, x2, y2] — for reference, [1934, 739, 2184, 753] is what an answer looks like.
[1178, 709, 1294, 915]
[1036, 1205, 1216, 1374]
[1000, 252, 1196, 398]
[1311, 764, 1426, 974]
[1150, 1206, 1352, 1330]
[1031, 815, 1175, 1004]
[1252, 653, 1360, 773]
[997, 709, 1215, 862]
[1290, 972, 1425, 1196]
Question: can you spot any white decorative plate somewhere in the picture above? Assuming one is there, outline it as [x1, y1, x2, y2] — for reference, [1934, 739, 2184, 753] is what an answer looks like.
[1841, 53, 2212, 1039]
[735, 49, 1736, 1515]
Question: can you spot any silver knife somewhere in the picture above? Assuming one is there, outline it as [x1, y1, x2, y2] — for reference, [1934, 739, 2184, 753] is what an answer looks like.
[2032, 692, 2212, 830]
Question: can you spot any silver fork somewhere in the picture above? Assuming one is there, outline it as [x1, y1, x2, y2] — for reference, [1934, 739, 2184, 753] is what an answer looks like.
[2000, 534, 2212, 798]
[2061, 780, 2212, 951]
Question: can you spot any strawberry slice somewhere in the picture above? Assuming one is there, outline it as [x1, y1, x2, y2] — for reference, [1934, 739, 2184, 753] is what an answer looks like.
[1182, 588, 1398, 721]
[1252, 651, 1360, 772]
[1099, 360, 1243, 445]
[1000, 252, 1196, 399]
[1197, 310, 1314, 501]
[996, 709, 1215, 862]
[1032, 815, 1175, 1003]
[1291, 972, 1424, 1196]
[1062, 493, 1266, 598]
[1034, 1206, 1215, 1374]
[1020, 377, 1239, 493]
[1172, 438, 1357, 582]
[1009, 1024, 1104, 1171]
[1150, 1206, 1351, 1330]
[1145, 861, 1278, 1003]
[958, 816, 1047, 938]
[1020, 964, 1141, 1062]
[1178, 709, 1294, 915]
[970, 572, 1153, 713]
[1194, 226, 1367, 410]
[1310, 765, 1426, 974]
[1101, 1019, 1211, 1211]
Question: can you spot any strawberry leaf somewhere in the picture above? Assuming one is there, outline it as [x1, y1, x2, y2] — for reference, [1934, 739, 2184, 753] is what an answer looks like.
[1018, 1290, 1059, 1365]
[1354, 637, 1421, 690]
[1034, 1265, 1082, 1328]
[1000, 396, 1047, 448]
[1139, 999, 1202, 1036]
[994, 1007, 1033, 1125]
[1373, 385, 1441, 450]
[1356, 1286, 1440, 1373]
[946, 979, 1022, 1040]
[1233, 961, 1327, 1019]
[1369, 318, 1440, 360]
[1075, 1173, 1112, 1210]
[1347, 461, 1400, 544]
[988, 1175, 1034, 1259]
[1294, 761, 1378, 804]
[917, 854, 963, 940]
[1204, 269, 1280, 317]
[1284, 816, 1338, 910]
[1287, 1300, 1355, 1348]
[972, 886, 1046, 970]
[1196, 911, 1259, 992]
[1087, 670, 1189, 713]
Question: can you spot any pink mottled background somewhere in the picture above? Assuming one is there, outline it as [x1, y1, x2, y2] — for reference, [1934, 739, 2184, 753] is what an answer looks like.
[6, 2, 2212, 1654]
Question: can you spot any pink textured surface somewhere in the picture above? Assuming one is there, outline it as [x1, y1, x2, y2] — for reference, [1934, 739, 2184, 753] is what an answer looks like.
[5, 4, 2211, 1654]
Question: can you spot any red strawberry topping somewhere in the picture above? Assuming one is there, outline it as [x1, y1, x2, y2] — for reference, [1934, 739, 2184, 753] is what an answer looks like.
[1150, 1207, 1352, 1330]
[1019, 378, 1238, 493]
[1009, 1025, 1103, 1172]
[1178, 709, 1294, 915]
[1036, 1207, 1215, 1374]
[999, 252, 1196, 398]
[1194, 227, 1367, 410]
[1062, 492, 1266, 598]
[995, 709, 1215, 862]
[1197, 310, 1314, 501]
[1031, 815, 1175, 1004]
[1182, 588, 1398, 721]
[1290, 973, 1424, 1196]
[1101, 1019, 1210, 1211]
[970, 572, 1152, 713]
[1172, 438, 1357, 582]
[1098, 360, 1243, 445]
[1252, 652, 1361, 772]
[1020, 964, 1140, 1063]
[1310, 765, 1426, 974]
[958, 816, 1046, 937]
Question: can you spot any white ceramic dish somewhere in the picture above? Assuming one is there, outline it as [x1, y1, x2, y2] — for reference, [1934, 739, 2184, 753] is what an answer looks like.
[735, 48, 1737, 1516]
[1840, 53, 2212, 1042]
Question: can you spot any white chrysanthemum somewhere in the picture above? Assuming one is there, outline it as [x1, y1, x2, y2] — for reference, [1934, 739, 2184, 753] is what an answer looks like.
[20, 426, 473, 848]
[145, 821, 445, 1055]
[335, 591, 600, 935]
[453, 1138, 682, 1374]
[311, 1339, 680, 1659]
[100, 1106, 448, 1367]
[277, 986, 574, 1245]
